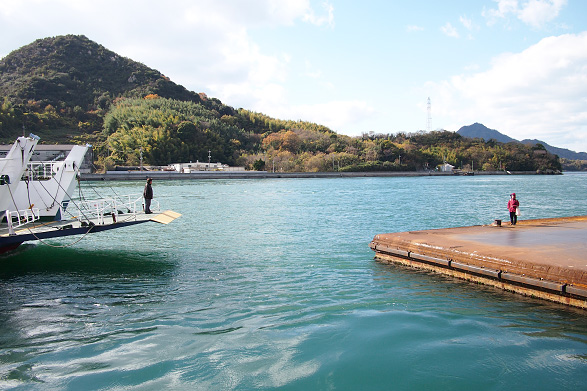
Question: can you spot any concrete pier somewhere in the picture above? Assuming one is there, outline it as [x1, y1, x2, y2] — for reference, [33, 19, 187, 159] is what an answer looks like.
[370, 216, 587, 309]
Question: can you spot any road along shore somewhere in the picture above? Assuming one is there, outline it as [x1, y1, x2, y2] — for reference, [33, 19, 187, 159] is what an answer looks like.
[80, 170, 535, 181]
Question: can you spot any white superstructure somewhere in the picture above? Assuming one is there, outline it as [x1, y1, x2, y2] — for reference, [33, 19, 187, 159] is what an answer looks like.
[11, 144, 90, 220]
[0, 135, 39, 219]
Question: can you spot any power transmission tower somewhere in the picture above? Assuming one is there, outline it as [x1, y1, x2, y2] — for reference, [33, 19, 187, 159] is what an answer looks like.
[426, 97, 431, 132]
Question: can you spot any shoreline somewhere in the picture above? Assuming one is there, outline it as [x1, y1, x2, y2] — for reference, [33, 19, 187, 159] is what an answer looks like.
[79, 170, 544, 181]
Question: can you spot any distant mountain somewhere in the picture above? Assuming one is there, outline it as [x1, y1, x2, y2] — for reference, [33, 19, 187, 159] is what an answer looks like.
[457, 123, 516, 143]
[457, 123, 587, 160]
[520, 139, 587, 160]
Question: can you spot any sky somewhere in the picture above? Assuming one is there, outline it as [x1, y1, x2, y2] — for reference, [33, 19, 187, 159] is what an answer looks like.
[1, 0, 586, 152]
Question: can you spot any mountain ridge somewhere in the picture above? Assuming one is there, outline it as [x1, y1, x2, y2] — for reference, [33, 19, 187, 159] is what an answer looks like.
[457, 123, 586, 160]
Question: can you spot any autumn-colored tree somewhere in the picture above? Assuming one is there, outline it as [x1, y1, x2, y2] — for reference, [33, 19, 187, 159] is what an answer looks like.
[262, 130, 301, 153]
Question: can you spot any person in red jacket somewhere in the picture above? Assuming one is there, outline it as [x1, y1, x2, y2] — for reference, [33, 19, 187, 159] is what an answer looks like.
[507, 193, 520, 225]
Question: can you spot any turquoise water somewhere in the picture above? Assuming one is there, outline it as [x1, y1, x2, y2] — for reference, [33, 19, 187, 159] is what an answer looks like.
[1, 174, 586, 390]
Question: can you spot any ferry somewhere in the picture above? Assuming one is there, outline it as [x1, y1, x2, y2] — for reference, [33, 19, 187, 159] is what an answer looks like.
[0, 136, 180, 253]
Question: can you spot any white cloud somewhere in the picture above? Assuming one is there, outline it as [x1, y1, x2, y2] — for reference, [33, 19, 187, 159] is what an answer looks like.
[519, 0, 567, 28]
[427, 32, 587, 151]
[303, 1, 335, 27]
[265, 100, 375, 133]
[303, 60, 322, 79]
[406, 25, 424, 32]
[460, 15, 474, 31]
[441, 22, 459, 38]
[459, 15, 479, 39]
[484, 0, 519, 21]
[483, 0, 568, 28]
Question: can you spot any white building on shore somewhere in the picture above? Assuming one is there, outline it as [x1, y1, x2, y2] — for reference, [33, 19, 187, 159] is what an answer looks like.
[439, 162, 454, 172]
[168, 161, 245, 173]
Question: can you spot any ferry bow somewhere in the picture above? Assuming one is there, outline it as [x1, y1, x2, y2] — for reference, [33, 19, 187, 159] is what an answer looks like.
[1, 136, 180, 253]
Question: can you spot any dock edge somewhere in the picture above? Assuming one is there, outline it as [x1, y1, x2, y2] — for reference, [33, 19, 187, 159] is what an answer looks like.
[369, 241, 587, 309]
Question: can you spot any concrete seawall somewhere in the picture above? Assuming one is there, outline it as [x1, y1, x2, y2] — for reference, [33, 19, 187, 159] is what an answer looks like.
[370, 216, 587, 309]
[80, 170, 524, 181]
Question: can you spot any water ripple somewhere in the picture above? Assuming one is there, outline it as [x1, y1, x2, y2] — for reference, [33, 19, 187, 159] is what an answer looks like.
[1, 175, 586, 389]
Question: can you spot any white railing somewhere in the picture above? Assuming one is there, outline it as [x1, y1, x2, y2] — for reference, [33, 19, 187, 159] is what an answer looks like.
[25, 161, 64, 180]
[5, 208, 41, 235]
[69, 194, 160, 225]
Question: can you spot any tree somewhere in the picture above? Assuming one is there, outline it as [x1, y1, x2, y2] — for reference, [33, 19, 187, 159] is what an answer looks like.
[252, 159, 265, 171]
[0, 98, 18, 137]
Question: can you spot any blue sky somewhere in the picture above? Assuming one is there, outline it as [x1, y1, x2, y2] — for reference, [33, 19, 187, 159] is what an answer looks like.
[1, 0, 586, 152]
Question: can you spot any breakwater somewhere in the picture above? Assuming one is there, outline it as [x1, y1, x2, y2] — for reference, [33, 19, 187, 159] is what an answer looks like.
[80, 170, 527, 181]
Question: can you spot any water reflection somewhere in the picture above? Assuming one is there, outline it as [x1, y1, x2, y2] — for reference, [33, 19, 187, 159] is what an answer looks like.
[0, 245, 177, 279]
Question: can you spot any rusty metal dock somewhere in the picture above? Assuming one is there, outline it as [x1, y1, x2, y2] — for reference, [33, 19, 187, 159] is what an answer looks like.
[370, 216, 587, 309]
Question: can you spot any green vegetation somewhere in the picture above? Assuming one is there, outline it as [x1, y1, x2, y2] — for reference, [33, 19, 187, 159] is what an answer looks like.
[561, 158, 587, 171]
[100, 96, 244, 168]
[0, 34, 562, 173]
[97, 95, 560, 173]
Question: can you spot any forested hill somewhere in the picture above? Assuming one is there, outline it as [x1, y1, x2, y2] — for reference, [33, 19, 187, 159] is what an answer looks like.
[0, 35, 562, 173]
[0, 35, 234, 141]
[0, 35, 204, 107]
